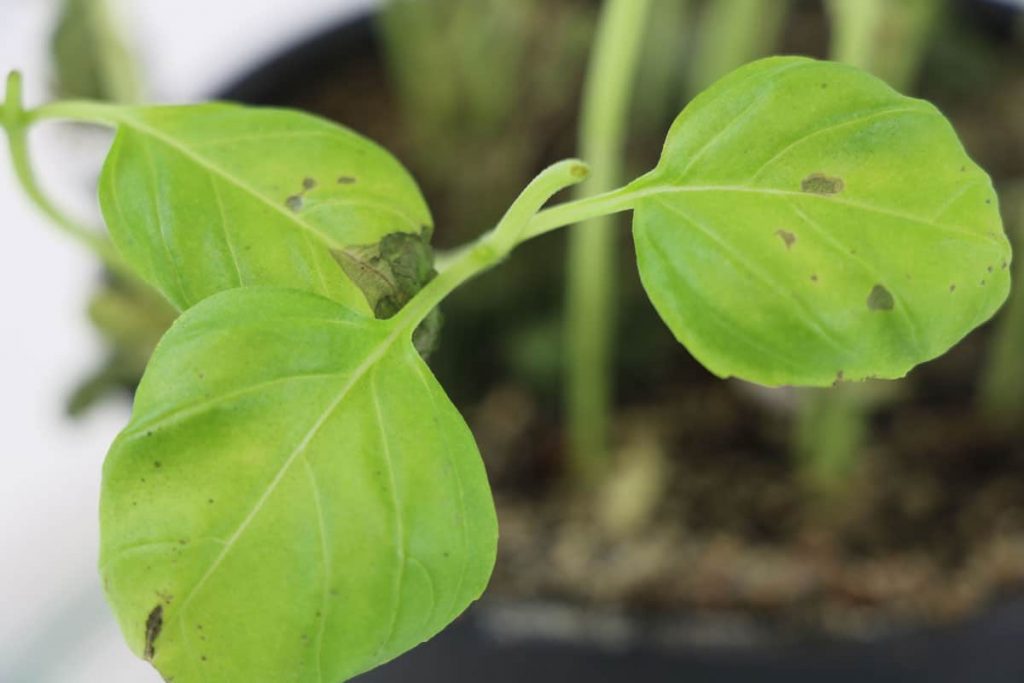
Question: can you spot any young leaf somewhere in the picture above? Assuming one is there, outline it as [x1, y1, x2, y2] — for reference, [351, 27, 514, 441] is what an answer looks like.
[99, 287, 496, 682]
[99, 104, 432, 315]
[630, 56, 1011, 386]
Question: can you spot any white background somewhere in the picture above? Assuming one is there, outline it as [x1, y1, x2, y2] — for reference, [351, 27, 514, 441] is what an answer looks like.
[0, 1, 373, 680]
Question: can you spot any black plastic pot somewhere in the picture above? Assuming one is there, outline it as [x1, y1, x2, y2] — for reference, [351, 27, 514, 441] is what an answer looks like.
[216, 7, 1024, 682]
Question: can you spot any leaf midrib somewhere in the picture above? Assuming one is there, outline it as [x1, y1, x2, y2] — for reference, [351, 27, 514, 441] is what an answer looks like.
[159, 317, 409, 638]
[629, 183, 1004, 247]
[114, 112, 422, 253]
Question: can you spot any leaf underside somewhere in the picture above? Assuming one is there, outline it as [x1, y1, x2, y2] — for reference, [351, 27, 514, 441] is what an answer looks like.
[632, 56, 1011, 386]
[99, 104, 433, 315]
[99, 288, 496, 683]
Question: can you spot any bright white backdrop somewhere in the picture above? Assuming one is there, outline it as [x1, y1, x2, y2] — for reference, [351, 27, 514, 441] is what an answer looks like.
[0, 1, 373, 680]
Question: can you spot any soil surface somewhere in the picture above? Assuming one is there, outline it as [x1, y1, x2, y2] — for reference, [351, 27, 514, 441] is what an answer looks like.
[227, 1, 1024, 638]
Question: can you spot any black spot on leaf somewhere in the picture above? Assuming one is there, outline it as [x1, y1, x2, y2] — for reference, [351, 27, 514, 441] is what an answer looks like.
[337, 175, 357, 185]
[144, 605, 163, 660]
[302, 177, 316, 190]
[801, 173, 844, 195]
[867, 284, 894, 311]
[285, 195, 303, 212]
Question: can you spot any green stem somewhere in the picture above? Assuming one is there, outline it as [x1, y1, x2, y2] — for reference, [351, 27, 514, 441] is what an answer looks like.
[827, 0, 941, 92]
[978, 184, 1024, 429]
[2, 73, 130, 277]
[396, 160, 590, 334]
[564, 0, 652, 483]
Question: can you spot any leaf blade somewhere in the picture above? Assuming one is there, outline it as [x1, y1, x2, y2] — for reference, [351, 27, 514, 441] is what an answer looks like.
[99, 104, 433, 314]
[99, 287, 496, 682]
[633, 56, 1011, 386]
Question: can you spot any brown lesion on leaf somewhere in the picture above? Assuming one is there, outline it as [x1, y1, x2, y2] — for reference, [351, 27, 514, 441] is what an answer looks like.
[950, 283, 957, 292]
[867, 284, 895, 311]
[144, 605, 163, 661]
[285, 195, 303, 212]
[302, 177, 317, 190]
[775, 229, 796, 249]
[801, 172, 844, 195]
[332, 232, 442, 357]
[337, 175, 357, 185]
[810, 273, 819, 283]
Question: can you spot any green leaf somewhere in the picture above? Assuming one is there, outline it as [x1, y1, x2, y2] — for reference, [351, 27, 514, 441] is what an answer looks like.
[631, 56, 1011, 386]
[99, 287, 496, 682]
[99, 104, 433, 315]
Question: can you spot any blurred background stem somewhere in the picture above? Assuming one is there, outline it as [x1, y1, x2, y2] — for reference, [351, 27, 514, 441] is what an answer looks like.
[794, 0, 943, 500]
[564, 0, 652, 484]
[979, 182, 1024, 431]
[687, 0, 790, 95]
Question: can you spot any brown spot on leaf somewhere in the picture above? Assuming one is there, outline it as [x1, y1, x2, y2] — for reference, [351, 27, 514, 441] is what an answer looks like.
[144, 605, 163, 660]
[285, 195, 303, 212]
[950, 284, 957, 292]
[302, 177, 316, 190]
[810, 273, 819, 282]
[801, 173, 844, 195]
[867, 284, 894, 311]
[337, 175, 357, 185]
[775, 229, 796, 249]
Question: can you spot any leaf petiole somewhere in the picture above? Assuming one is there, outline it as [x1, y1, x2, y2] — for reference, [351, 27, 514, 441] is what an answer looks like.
[2, 72, 131, 278]
[394, 159, 591, 333]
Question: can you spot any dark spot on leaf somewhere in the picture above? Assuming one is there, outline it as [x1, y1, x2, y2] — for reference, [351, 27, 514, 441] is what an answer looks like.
[570, 163, 589, 179]
[810, 274, 819, 283]
[775, 229, 796, 249]
[867, 284, 894, 311]
[1002, 261, 1008, 270]
[981, 279, 987, 286]
[985, 198, 992, 205]
[950, 284, 957, 292]
[302, 177, 316, 190]
[820, 83, 828, 89]
[144, 605, 163, 660]
[960, 166, 966, 172]
[178, 539, 187, 546]
[337, 175, 357, 185]
[145, 430, 153, 437]
[801, 173, 844, 195]
[987, 265, 994, 273]
[201, 655, 208, 662]
[154, 461, 161, 469]
[208, 498, 214, 504]
[285, 195, 303, 212]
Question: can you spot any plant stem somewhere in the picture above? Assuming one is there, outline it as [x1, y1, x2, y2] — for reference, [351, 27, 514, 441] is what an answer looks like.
[826, 0, 941, 92]
[564, 0, 652, 483]
[2, 72, 130, 278]
[396, 160, 590, 334]
[688, 0, 790, 94]
[978, 184, 1024, 429]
